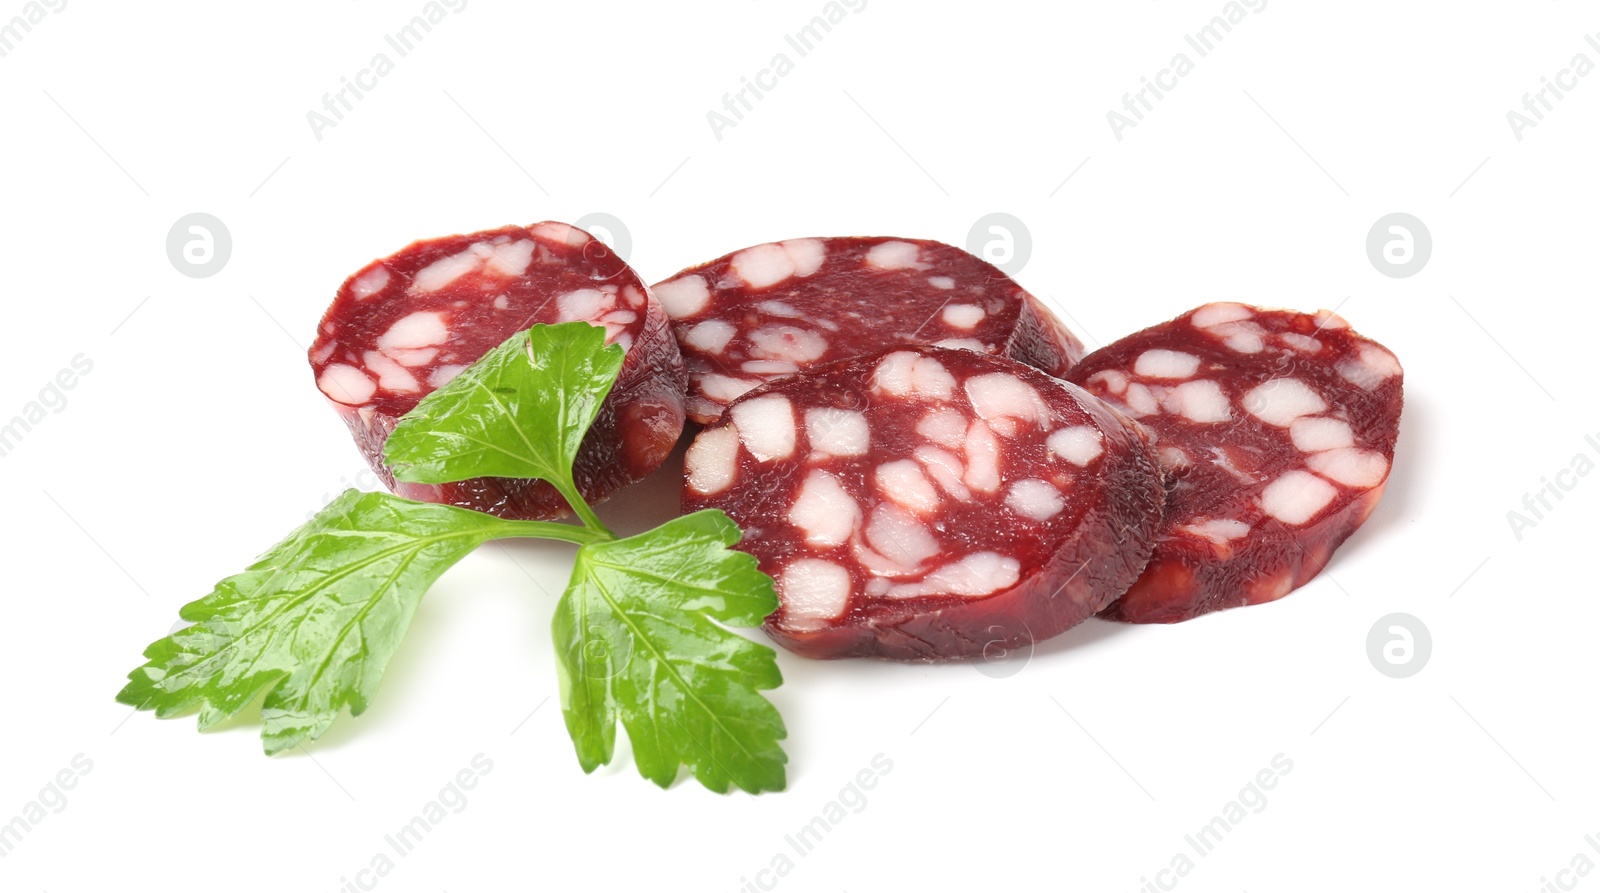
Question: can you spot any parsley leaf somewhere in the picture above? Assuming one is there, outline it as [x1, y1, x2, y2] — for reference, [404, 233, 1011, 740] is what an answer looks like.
[554, 510, 786, 794]
[383, 321, 624, 532]
[115, 490, 597, 754]
[119, 322, 790, 792]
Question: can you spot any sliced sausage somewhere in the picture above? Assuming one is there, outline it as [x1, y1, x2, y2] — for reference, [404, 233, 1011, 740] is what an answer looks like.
[683, 345, 1165, 660]
[654, 237, 1085, 424]
[310, 222, 686, 520]
[1068, 302, 1404, 623]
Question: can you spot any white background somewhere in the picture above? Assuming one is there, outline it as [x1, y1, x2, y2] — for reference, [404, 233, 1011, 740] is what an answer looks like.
[2, 1, 1596, 890]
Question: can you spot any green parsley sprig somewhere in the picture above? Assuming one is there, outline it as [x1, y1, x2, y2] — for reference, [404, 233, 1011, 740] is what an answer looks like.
[117, 323, 787, 794]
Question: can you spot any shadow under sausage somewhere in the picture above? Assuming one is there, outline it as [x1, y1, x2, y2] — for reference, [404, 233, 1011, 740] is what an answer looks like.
[592, 432, 694, 539]
[1018, 615, 1140, 663]
[1338, 390, 1426, 549]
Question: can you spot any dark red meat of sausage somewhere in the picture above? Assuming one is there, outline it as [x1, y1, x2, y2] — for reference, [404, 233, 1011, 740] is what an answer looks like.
[309, 222, 686, 520]
[1067, 302, 1404, 623]
[682, 345, 1164, 660]
[653, 236, 1086, 424]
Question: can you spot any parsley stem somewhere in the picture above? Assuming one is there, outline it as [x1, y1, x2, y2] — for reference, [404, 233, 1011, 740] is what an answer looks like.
[550, 479, 614, 540]
[498, 517, 610, 546]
